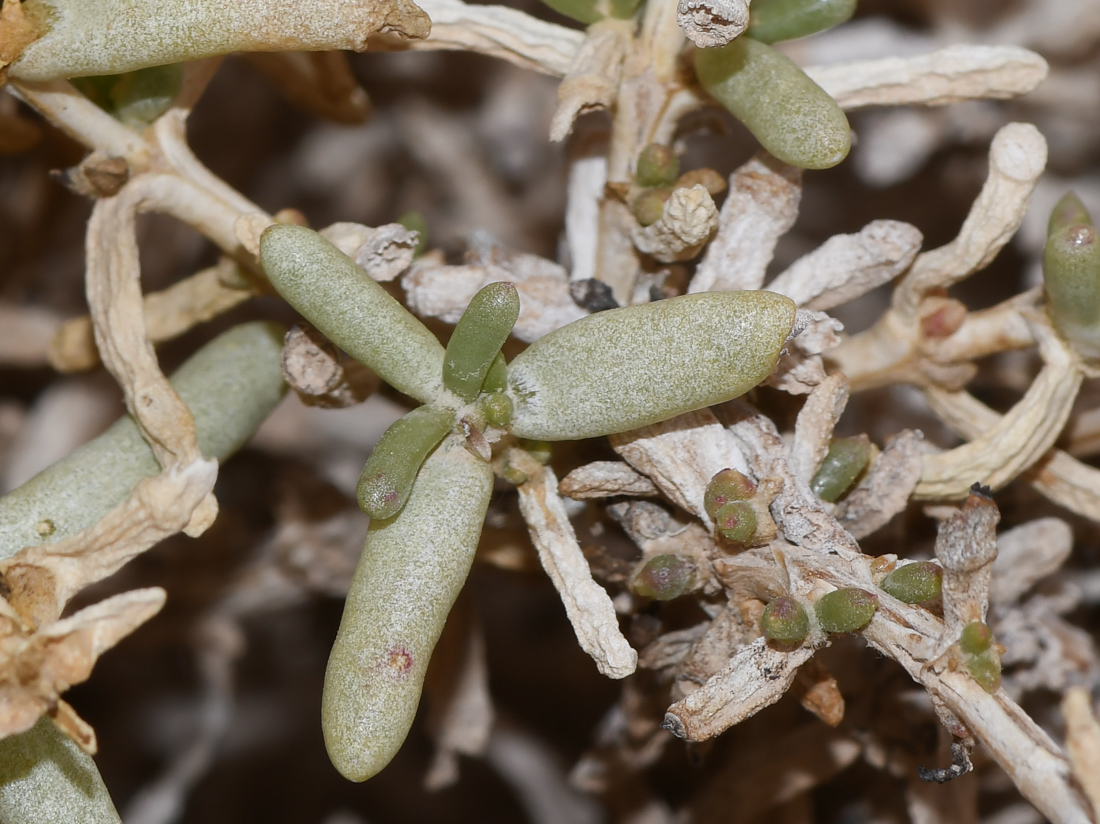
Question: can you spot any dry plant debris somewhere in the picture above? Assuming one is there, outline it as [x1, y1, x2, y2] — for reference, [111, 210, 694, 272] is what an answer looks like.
[2, 1, 1100, 824]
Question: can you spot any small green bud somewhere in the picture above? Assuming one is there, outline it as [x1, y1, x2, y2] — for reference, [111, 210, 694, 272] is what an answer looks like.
[632, 187, 672, 227]
[959, 620, 993, 655]
[396, 210, 429, 257]
[636, 144, 679, 188]
[1043, 222, 1100, 359]
[481, 352, 508, 394]
[477, 391, 514, 427]
[880, 561, 942, 604]
[714, 501, 757, 543]
[501, 465, 528, 485]
[443, 282, 521, 402]
[356, 406, 455, 520]
[694, 36, 851, 170]
[109, 64, 183, 127]
[815, 588, 877, 633]
[704, 468, 757, 522]
[760, 596, 810, 644]
[632, 554, 696, 600]
[1048, 191, 1092, 237]
[966, 648, 1002, 693]
[260, 224, 446, 404]
[810, 435, 872, 503]
[507, 291, 796, 441]
[747, 0, 857, 44]
[520, 439, 553, 465]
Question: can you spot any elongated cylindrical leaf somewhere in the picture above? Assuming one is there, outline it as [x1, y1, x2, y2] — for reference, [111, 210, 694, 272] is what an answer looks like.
[506, 291, 796, 440]
[323, 439, 493, 782]
[0, 323, 287, 824]
[747, 0, 857, 44]
[694, 37, 850, 169]
[0, 718, 121, 824]
[442, 282, 520, 401]
[11, 0, 430, 81]
[0, 322, 287, 559]
[356, 406, 455, 520]
[261, 224, 445, 404]
[810, 435, 871, 502]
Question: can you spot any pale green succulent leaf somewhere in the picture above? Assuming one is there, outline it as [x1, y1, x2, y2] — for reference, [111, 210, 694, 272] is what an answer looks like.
[260, 224, 446, 404]
[506, 291, 796, 440]
[323, 438, 493, 782]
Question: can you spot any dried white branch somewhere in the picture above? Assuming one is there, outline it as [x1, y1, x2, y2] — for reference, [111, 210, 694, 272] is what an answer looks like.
[376, 0, 584, 77]
[662, 638, 815, 741]
[559, 461, 660, 499]
[320, 222, 419, 282]
[917, 321, 1081, 500]
[767, 220, 922, 312]
[805, 45, 1049, 111]
[691, 153, 801, 294]
[610, 409, 751, 529]
[550, 21, 630, 142]
[790, 372, 848, 486]
[516, 463, 637, 679]
[992, 519, 1073, 609]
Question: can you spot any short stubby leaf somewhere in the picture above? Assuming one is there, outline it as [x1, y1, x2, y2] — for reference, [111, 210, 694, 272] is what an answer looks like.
[356, 406, 454, 521]
[1043, 218, 1100, 359]
[632, 554, 696, 600]
[810, 435, 871, 502]
[260, 224, 445, 404]
[815, 588, 877, 634]
[704, 468, 757, 522]
[506, 291, 796, 440]
[761, 596, 810, 644]
[879, 561, 942, 604]
[323, 439, 493, 782]
[443, 282, 520, 401]
[694, 36, 850, 170]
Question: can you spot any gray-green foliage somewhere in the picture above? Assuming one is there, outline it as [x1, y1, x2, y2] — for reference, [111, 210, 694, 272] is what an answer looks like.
[323, 438, 493, 782]
[694, 36, 851, 170]
[261, 224, 446, 404]
[507, 291, 796, 440]
[0, 322, 288, 824]
[259, 225, 798, 782]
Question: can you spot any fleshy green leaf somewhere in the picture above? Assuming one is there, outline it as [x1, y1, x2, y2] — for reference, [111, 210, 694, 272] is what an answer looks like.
[694, 36, 850, 170]
[443, 282, 520, 402]
[323, 439, 493, 782]
[507, 291, 796, 440]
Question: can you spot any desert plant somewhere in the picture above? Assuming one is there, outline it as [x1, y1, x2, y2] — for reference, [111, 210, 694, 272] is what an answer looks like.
[0, 0, 1098, 823]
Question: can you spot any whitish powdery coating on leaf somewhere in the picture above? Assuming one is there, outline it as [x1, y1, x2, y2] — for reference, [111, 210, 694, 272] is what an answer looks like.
[322, 439, 493, 783]
[507, 292, 796, 441]
[11, 0, 431, 81]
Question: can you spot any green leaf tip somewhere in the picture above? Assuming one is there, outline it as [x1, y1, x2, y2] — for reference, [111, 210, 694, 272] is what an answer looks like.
[694, 37, 851, 170]
[477, 391, 515, 427]
[356, 406, 454, 521]
[1048, 191, 1091, 237]
[1043, 219, 1100, 359]
[747, 0, 857, 44]
[815, 588, 877, 633]
[879, 561, 942, 604]
[506, 291, 796, 441]
[443, 281, 521, 401]
[810, 435, 871, 502]
[761, 596, 810, 644]
[704, 468, 757, 522]
[966, 648, 1002, 693]
[632, 554, 696, 600]
[259, 223, 445, 404]
[323, 440, 493, 782]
